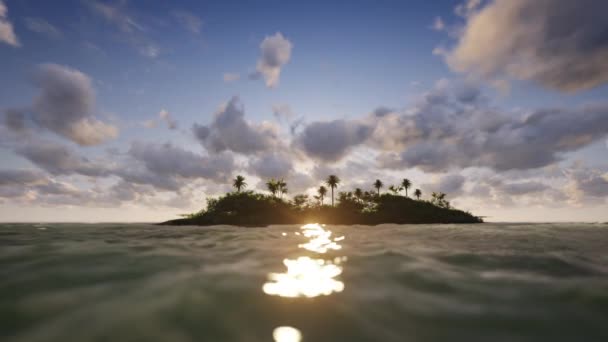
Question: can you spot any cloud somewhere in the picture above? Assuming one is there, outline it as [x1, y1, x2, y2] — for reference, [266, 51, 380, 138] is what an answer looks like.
[14, 140, 111, 177]
[3, 109, 28, 133]
[30, 64, 118, 145]
[159, 109, 177, 130]
[127, 141, 234, 181]
[87, 0, 160, 58]
[431, 17, 445, 31]
[423, 174, 466, 196]
[374, 82, 608, 172]
[0, 169, 47, 186]
[223, 73, 240, 83]
[252, 32, 293, 88]
[192, 96, 280, 155]
[443, 0, 608, 92]
[294, 119, 374, 162]
[171, 10, 202, 34]
[565, 166, 608, 201]
[248, 152, 293, 180]
[24, 17, 62, 39]
[0, 0, 19, 47]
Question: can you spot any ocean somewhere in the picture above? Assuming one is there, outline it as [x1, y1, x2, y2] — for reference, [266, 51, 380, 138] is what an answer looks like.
[1, 223, 607, 341]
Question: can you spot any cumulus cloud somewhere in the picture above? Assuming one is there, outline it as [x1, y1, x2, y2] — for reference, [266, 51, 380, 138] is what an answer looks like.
[252, 32, 293, 88]
[30, 64, 118, 145]
[248, 152, 293, 180]
[374, 82, 608, 172]
[423, 174, 466, 196]
[127, 141, 234, 181]
[192, 96, 280, 155]
[24, 17, 62, 39]
[294, 119, 374, 162]
[565, 166, 608, 202]
[14, 141, 111, 177]
[0, 169, 47, 186]
[3, 109, 28, 133]
[0, 0, 19, 47]
[443, 0, 608, 92]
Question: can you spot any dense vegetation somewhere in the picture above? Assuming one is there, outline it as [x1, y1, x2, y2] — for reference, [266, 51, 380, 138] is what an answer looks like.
[163, 175, 482, 226]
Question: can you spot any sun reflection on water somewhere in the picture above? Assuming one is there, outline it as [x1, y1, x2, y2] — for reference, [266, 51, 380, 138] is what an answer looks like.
[263, 223, 346, 298]
[273, 326, 302, 342]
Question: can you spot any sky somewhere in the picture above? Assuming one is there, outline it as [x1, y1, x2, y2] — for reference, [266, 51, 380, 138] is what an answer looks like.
[0, 0, 607, 222]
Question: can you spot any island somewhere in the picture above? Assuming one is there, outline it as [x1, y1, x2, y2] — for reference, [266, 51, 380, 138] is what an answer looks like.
[163, 175, 482, 226]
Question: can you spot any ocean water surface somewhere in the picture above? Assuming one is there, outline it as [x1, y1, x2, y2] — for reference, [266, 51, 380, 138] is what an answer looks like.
[1, 223, 608, 341]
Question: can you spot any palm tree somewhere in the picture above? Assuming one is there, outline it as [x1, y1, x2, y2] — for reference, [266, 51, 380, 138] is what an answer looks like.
[266, 179, 278, 197]
[326, 175, 340, 206]
[277, 179, 288, 198]
[374, 179, 383, 196]
[354, 188, 363, 203]
[401, 178, 411, 197]
[317, 186, 328, 205]
[388, 185, 401, 195]
[232, 175, 247, 192]
[414, 188, 422, 200]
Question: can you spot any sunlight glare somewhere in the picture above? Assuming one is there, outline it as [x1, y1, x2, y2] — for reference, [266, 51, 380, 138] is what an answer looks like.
[273, 326, 302, 342]
[263, 256, 344, 297]
[298, 223, 343, 253]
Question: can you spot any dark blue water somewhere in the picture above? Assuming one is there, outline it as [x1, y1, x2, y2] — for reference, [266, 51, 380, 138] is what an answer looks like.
[1, 223, 608, 341]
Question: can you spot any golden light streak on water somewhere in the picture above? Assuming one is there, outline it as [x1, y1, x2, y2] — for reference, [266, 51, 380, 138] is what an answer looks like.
[273, 326, 302, 342]
[262, 223, 346, 298]
[262, 256, 344, 297]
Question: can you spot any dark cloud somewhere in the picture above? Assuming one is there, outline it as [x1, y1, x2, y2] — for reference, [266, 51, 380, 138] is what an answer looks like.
[294, 119, 374, 162]
[248, 152, 293, 180]
[128, 141, 234, 181]
[444, 0, 608, 92]
[423, 174, 466, 196]
[30, 64, 118, 145]
[3, 109, 28, 133]
[0, 169, 46, 185]
[15, 141, 111, 177]
[192, 96, 280, 155]
[374, 82, 608, 172]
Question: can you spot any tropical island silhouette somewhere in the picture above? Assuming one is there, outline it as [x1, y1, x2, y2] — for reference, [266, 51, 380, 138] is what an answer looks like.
[163, 175, 482, 226]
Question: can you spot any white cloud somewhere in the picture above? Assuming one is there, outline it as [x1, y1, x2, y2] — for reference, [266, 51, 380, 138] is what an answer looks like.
[0, 0, 19, 47]
[252, 32, 293, 88]
[24, 17, 62, 39]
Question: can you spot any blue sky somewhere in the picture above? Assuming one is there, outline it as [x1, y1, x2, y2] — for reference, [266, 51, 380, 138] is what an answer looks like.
[1, 0, 607, 222]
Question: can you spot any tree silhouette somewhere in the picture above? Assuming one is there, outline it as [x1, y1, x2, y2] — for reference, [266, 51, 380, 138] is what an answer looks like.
[354, 188, 363, 203]
[326, 175, 340, 206]
[374, 179, 383, 196]
[401, 178, 411, 197]
[317, 186, 328, 205]
[277, 179, 288, 198]
[266, 179, 278, 197]
[232, 175, 247, 192]
[388, 185, 401, 195]
[414, 188, 422, 200]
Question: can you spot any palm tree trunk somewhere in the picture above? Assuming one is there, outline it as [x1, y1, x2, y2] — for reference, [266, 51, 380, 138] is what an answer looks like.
[331, 187, 334, 206]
